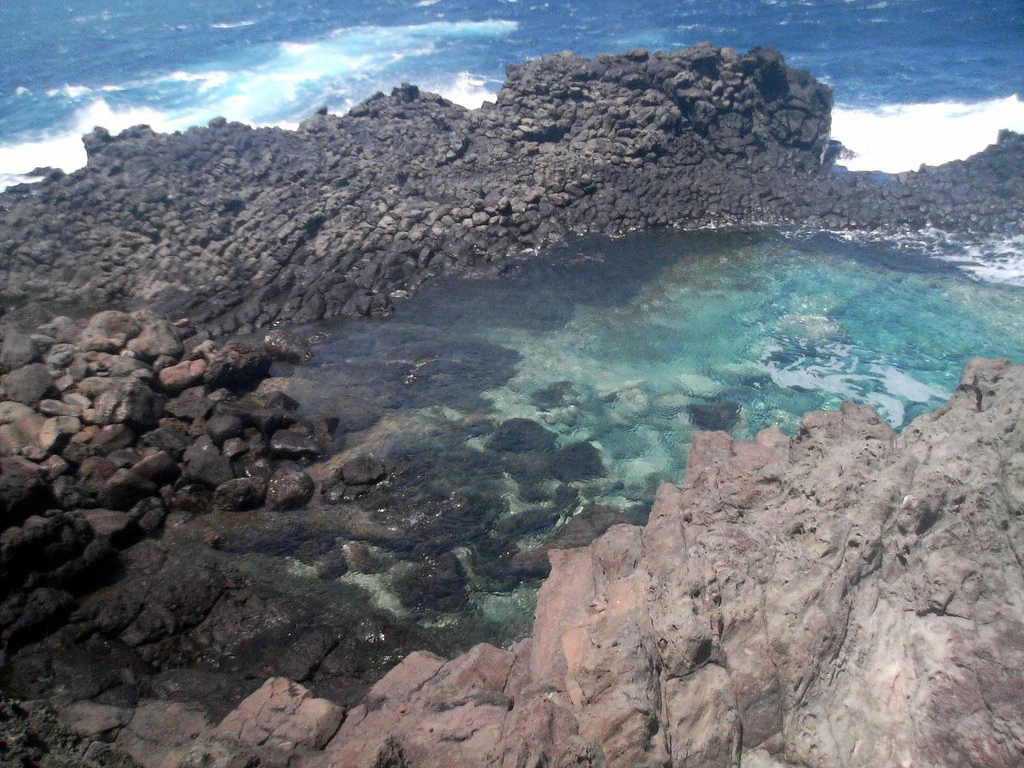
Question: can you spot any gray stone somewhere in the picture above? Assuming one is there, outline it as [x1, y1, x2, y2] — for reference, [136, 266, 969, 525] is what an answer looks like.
[3, 363, 55, 405]
[213, 477, 266, 512]
[183, 436, 234, 489]
[266, 469, 315, 509]
[79, 310, 141, 353]
[126, 315, 183, 362]
[1, 328, 39, 372]
[267, 429, 321, 460]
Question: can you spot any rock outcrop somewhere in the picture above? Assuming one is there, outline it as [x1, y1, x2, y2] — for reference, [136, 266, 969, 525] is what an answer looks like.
[2, 44, 1022, 336]
[3, 344, 1022, 768]
[286, 357, 1022, 767]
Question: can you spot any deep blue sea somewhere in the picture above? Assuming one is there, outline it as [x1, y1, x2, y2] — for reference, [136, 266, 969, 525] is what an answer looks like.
[1, 0, 1023, 187]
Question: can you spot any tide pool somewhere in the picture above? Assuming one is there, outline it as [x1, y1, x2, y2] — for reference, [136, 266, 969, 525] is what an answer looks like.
[210, 227, 1023, 648]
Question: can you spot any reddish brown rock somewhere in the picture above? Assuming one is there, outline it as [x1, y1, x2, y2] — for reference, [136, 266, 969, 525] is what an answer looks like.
[157, 358, 207, 394]
[215, 677, 344, 754]
[319, 358, 1024, 768]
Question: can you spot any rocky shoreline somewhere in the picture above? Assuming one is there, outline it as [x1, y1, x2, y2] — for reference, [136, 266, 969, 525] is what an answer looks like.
[4, 357, 1022, 767]
[1, 43, 1023, 767]
[1, 44, 1023, 336]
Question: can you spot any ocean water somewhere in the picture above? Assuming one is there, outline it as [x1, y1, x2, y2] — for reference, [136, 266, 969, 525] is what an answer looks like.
[1, 0, 1023, 188]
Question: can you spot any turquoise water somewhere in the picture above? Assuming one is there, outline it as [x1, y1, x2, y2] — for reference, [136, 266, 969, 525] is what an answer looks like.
[218, 228, 1023, 643]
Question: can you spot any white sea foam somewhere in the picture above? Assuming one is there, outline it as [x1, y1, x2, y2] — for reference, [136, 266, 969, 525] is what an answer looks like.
[759, 344, 948, 428]
[45, 84, 94, 99]
[838, 228, 1024, 287]
[431, 71, 501, 108]
[0, 19, 518, 191]
[832, 94, 1024, 173]
[211, 20, 258, 29]
[938, 234, 1024, 287]
[0, 99, 187, 187]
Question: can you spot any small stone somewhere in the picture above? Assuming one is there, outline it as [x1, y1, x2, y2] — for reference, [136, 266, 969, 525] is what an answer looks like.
[183, 436, 234, 488]
[205, 414, 245, 446]
[204, 342, 272, 391]
[213, 477, 267, 511]
[266, 468, 315, 509]
[267, 429, 322, 460]
[103, 468, 159, 510]
[132, 451, 181, 485]
[0, 401, 34, 424]
[3, 363, 55, 405]
[37, 398, 80, 417]
[78, 508, 141, 548]
[165, 387, 214, 422]
[158, 358, 208, 394]
[1, 328, 40, 372]
[221, 437, 249, 459]
[264, 329, 313, 364]
[340, 455, 387, 486]
[37, 415, 81, 455]
[79, 310, 141, 353]
[126, 314, 184, 361]
[43, 343, 76, 370]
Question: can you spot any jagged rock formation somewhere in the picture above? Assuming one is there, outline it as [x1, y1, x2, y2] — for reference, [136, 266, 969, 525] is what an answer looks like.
[2, 44, 1022, 336]
[291, 357, 1022, 768]
[12, 358, 1021, 767]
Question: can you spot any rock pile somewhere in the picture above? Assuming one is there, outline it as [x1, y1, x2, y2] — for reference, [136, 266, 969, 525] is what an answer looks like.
[3, 44, 1022, 335]
[0, 309, 336, 660]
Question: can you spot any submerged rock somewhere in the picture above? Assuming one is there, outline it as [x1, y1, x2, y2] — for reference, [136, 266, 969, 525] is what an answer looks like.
[687, 400, 741, 431]
[487, 418, 558, 453]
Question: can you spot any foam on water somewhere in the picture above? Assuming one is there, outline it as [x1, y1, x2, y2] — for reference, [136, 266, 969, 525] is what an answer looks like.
[832, 95, 1024, 173]
[0, 98, 183, 182]
[939, 234, 1024, 287]
[430, 72, 502, 109]
[0, 19, 518, 189]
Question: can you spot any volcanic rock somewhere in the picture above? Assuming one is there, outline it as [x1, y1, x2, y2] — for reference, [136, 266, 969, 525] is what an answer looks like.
[487, 418, 558, 453]
[204, 343, 272, 391]
[79, 311, 141, 353]
[266, 468, 315, 509]
[1, 328, 40, 372]
[3, 363, 55, 405]
[263, 329, 313, 364]
[213, 477, 266, 512]
[316, 358, 1024, 768]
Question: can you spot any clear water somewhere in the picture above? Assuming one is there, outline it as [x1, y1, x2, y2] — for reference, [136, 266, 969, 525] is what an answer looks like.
[212, 227, 1023, 644]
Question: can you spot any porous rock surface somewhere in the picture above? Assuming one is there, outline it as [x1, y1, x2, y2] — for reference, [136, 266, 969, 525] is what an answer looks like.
[305, 357, 1024, 767]
[2, 44, 1023, 336]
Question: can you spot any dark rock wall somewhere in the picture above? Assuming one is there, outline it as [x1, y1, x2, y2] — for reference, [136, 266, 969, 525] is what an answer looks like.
[11, 44, 1019, 337]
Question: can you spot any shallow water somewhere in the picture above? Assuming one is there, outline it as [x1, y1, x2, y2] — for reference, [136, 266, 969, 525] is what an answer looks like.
[214, 227, 1024, 648]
